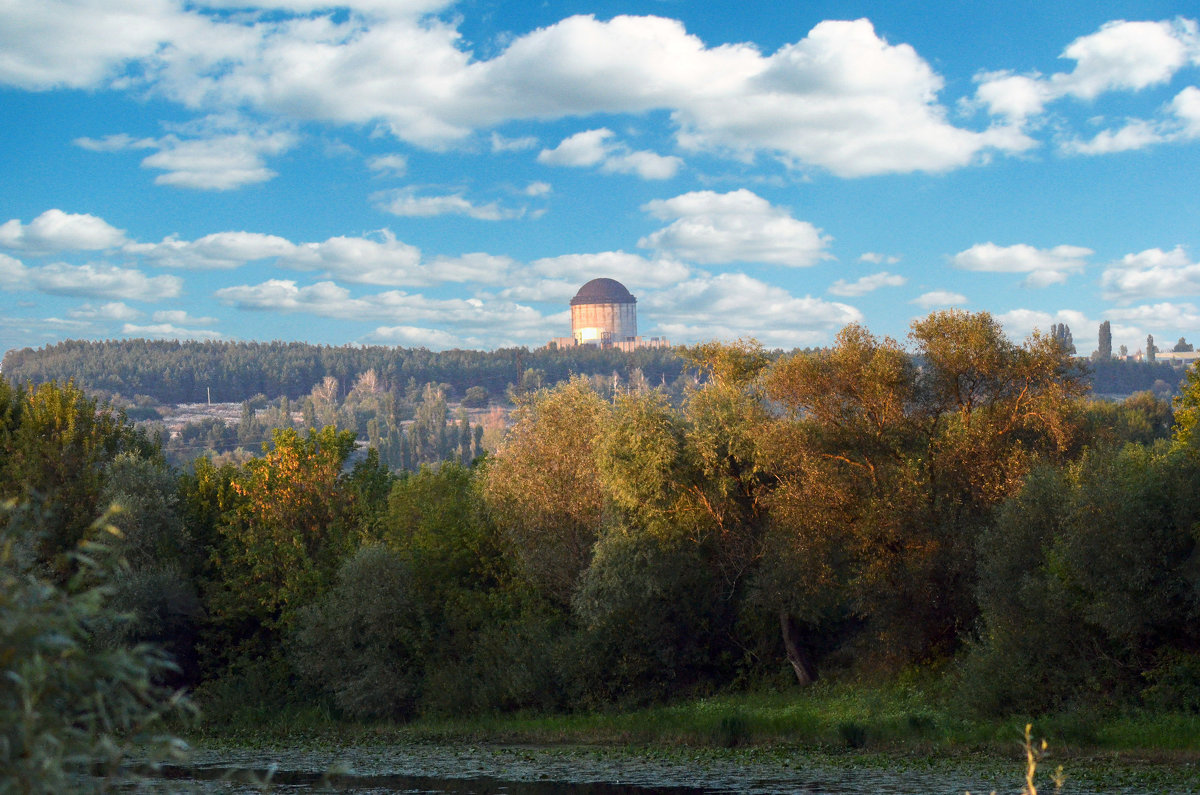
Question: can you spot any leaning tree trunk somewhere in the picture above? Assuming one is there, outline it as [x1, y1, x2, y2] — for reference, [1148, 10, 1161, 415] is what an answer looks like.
[779, 610, 817, 686]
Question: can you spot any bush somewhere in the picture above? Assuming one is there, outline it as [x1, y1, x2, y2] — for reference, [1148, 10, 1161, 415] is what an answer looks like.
[964, 445, 1200, 714]
[0, 502, 193, 792]
[419, 593, 571, 715]
[571, 527, 731, 705]
[461, 386, 489, 408]
[1143, 650, 1200, 713]
[291, 546, 427, 720]
[98, 564, 202, 685]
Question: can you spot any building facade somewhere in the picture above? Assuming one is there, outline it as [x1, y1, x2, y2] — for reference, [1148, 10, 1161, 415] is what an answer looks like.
[548, 278, 669, 351]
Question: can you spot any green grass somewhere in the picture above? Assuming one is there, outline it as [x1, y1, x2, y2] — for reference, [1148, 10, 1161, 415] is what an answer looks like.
[184, 680, 1200, 795]
[191, 676, 1200, 759]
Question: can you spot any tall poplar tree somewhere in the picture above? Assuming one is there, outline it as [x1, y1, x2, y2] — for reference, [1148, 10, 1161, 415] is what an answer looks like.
[1097, 320, 1112, 359]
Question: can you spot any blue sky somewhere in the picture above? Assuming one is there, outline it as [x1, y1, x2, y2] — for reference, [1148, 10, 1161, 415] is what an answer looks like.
[2, 1, 1199, 356]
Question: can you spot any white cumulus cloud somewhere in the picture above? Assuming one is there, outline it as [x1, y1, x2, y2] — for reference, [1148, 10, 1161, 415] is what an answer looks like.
[640, 189, 831, 267]
[1064, 119, 1164, 155]
[829, 271, 906, 297]
[4, 5, 1020, 177]
[127, 231, 297, 269]
[367, 153, 408, 175]
[1100, 246, 1200, 302]
[952, 242, 1092, 287]
[16, 261, 182, 301]
[1059, 85, 1200, 155]
[1050, 19, 1199, 101]
[643, 272, 861, 348]
[538, 128, 681, 180]
[68, 302, 142, 321]
[0, 0, 203, 90]
[215, 278, 555, 347]
[0, 254, 25, 289]
[363, 325, 464, 348]
[0, 209, 127, 254]
[974, 19, 1200, 152]
[153, 309, 218, 325]
[1173, 86, 1200, 137]
[374, 189, 520, 220]
[673, 18, 1002, 176]
[1107, 302, 1200, 330]
[530, 251, 691, 290]
[995, 308, 1091, 341]
[279, 232, 424, 286]
[80, 123, 299, 191]
[859, 252, 900, 264]
[911, 290, 968, 308]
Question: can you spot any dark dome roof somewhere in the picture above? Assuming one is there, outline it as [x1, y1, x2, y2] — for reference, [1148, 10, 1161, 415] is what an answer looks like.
[570, 278, 636, 306]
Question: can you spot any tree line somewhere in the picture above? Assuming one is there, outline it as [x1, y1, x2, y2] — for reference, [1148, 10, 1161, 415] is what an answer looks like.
[2, 311, 1197, 735]
[155, 374, 490, 471]
[2, 334, 1185, 410]
[0, 339, 686, 405]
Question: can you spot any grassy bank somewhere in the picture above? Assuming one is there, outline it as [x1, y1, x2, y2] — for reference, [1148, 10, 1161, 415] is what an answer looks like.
[186, 679, 1200, 793]
[193, 677, 1200, 756]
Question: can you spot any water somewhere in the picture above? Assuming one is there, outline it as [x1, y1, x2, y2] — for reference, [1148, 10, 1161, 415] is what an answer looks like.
[115, 743, 1197, 794]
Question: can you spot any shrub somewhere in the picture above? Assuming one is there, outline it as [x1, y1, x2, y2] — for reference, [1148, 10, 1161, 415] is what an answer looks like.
[1143, 650, 1200, 713]
[291, 545, 427, 720]
[571, 527, 731, 705]
[0, 502, 193, 792]
[964, 444, 1200, 714]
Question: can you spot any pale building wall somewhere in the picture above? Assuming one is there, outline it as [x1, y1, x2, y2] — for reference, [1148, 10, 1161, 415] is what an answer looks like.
[612, 338, 670, 352]
[571, 302, 637, 343]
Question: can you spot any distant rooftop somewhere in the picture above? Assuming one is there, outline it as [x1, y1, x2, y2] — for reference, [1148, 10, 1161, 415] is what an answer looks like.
[569, 278, 636, 306]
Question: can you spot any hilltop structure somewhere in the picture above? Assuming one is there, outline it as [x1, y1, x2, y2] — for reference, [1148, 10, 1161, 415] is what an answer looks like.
[548, 278, 670, 352]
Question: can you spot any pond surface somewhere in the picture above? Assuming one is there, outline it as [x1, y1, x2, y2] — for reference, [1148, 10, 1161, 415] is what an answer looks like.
[119, 743, 1196, 794]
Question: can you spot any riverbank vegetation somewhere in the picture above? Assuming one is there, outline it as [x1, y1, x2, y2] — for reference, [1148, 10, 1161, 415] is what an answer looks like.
[3, 310, 1199, 788]
[194, 676, 1200, 757]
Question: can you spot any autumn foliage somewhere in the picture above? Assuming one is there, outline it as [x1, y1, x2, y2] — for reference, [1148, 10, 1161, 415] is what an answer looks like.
[4, 311, 1198, 726]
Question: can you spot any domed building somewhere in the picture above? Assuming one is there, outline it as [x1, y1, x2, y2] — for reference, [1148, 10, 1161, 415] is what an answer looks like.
[548, 278, 669, 351]
[570, 277, 638, 344]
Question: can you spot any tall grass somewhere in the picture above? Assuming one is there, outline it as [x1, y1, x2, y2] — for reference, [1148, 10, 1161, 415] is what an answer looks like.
[195, 675, 1200, 756]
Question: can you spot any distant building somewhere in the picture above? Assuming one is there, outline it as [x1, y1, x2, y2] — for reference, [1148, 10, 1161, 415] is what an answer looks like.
[1152, 350, 1200, 367]
[548, 278, 670, 352]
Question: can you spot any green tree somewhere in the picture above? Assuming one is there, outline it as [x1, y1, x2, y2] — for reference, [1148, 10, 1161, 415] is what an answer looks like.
[968, 444, 1200, 713]
[578, 388, 738, 700]
[207, 426, 358, 663]
[572, 529, 728, 705]
[759, 312, 1087, 671]
[481, 378, 610, 606]
[676, 339, 773, 596]
[0, 380, 154, 578]
[98, 454, 202, 683]
[236, 400, 262, 447]
[411, 383, 449, 465]
[292, 546, 426, 719]
[1173, 363, 1200, 452]
[595, 390, 692, 524]
[760, 325, 921, 678]
[1096, 320, 1112, 360]
[462, 385, 489, 408]
[1080, 391, 1173, 448]
[1050, 322, 1075, 354]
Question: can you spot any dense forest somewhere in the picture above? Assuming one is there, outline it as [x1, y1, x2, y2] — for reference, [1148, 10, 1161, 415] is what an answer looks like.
[3, 310, 1197, 745]
[153, 376, 494, 470]
[0, 339, 687, 405]
[1, 335, 1186, 409]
